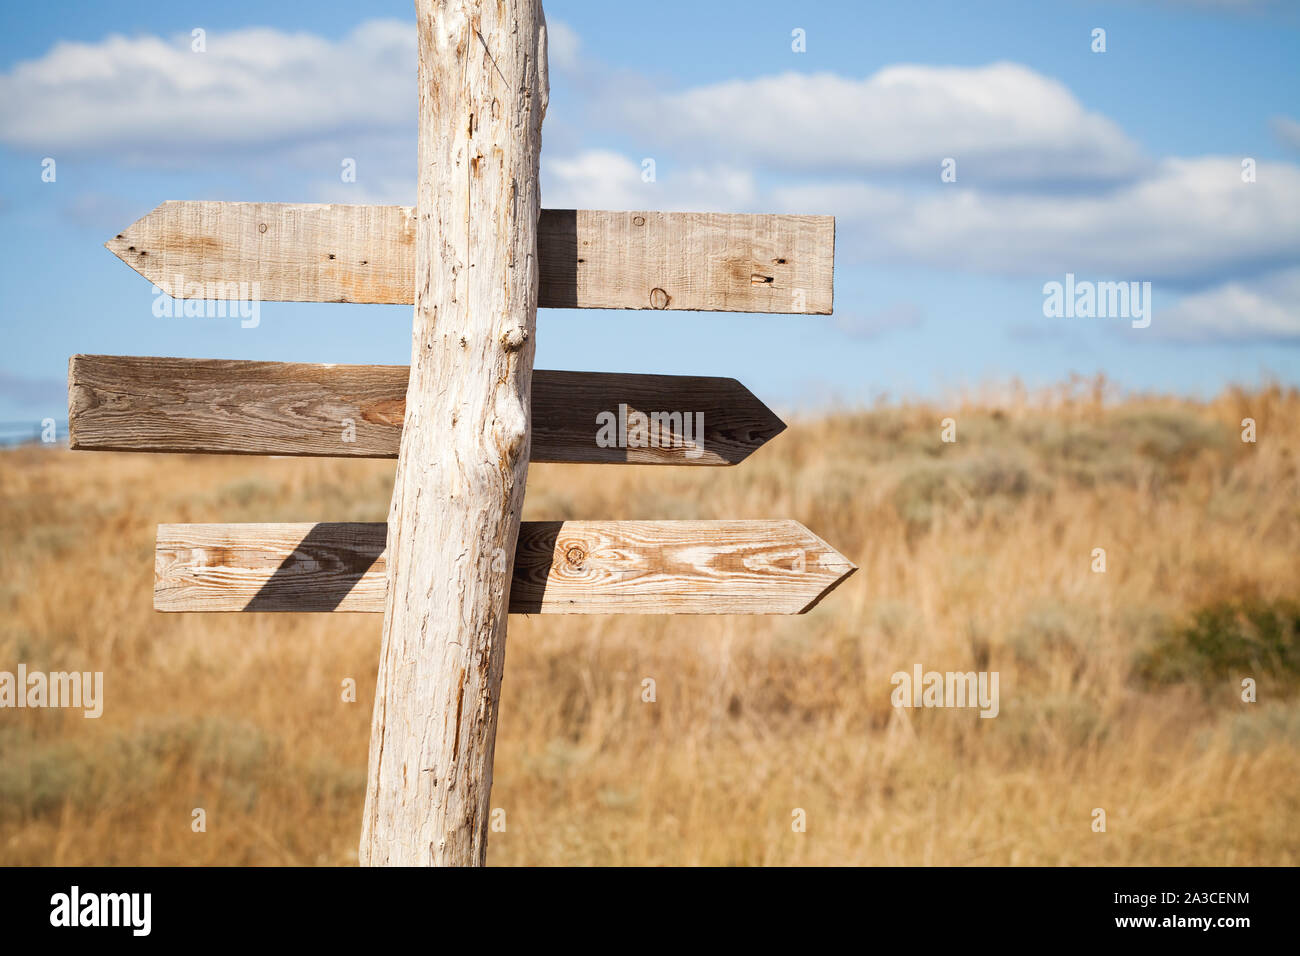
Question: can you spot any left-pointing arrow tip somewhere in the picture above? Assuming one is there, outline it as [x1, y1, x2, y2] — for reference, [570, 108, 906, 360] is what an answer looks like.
[105, 205, 170, 292]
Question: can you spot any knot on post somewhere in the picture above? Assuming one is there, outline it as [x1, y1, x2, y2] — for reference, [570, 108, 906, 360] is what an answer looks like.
[500, 325, 529, 352]
[494, 384, 529, 469]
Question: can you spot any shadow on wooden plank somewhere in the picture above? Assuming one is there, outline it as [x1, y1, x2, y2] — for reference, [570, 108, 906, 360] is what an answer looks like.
[244, 523, 385, 611]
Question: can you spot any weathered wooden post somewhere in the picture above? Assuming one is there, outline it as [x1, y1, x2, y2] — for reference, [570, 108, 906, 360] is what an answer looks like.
[358, 0, 549, 866]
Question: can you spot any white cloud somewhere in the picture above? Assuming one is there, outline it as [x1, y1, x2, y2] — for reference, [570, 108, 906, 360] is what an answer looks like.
[541, 149, 756, 211]
[615, 62, 1143, 183]
[546, 19, 581, 74]
[1154, 267, 1300, 342]
[301, 146, 758, 210]
[0, 15, 590, 163]
[0, 21, 415, 158]
[775, 157, 1300, 281]
[6, 20, 1294, 300]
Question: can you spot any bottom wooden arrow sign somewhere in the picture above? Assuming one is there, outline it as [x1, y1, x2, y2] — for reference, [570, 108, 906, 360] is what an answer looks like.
[155, 520, 855, 614]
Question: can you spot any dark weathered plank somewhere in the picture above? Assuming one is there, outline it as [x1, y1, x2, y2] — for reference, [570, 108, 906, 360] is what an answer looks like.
[154, 521, 856, 614]
[106, 202, 834, 313]
[68, 355, 785, 465]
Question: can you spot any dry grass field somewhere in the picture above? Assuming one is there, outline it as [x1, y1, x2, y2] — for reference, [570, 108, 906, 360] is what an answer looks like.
[2, 378, 1297, 866]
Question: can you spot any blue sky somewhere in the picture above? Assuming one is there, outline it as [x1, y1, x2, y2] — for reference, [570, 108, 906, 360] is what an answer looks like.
[1, 0, 1298, 425]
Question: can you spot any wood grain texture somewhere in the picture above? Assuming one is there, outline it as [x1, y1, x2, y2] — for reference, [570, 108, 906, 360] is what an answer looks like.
[68, 354, 785, 465]
[155, 521, 856, 615]
[106, 203, 834, 313]
[107, 202, 411, 305]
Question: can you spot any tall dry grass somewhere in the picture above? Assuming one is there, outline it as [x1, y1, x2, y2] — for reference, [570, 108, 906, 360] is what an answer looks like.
[1, 379, 1297, 865]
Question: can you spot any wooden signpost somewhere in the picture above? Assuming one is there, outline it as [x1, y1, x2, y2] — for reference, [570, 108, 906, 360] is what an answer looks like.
[69, 0, 852, 866]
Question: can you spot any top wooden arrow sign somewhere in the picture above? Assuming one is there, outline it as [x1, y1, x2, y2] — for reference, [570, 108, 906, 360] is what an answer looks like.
[108, 201, 834, 313]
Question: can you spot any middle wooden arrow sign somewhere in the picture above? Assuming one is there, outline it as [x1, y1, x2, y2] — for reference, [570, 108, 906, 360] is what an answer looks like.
[68, 355, 784, 465]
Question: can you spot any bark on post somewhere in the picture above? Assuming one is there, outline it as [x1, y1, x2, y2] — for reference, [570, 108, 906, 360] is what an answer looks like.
[360, 0, 548, 866]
